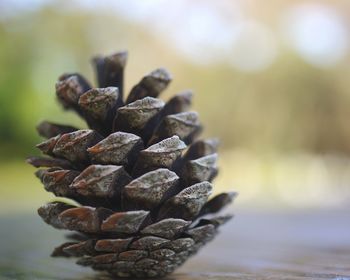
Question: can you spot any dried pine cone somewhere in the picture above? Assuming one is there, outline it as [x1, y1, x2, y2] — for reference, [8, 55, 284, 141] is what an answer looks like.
[28, 51, 237, 278]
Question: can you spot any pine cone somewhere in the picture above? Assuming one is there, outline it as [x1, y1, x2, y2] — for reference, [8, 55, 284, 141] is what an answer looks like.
[28, 51, 237, 278]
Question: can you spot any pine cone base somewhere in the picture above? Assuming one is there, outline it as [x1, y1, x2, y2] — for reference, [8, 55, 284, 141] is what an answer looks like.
[73, 222, 220, 278]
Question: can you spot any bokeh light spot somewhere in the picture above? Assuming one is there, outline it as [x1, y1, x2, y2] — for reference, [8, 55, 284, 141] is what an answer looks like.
[283, 3, 349, 67]
[229, 21, 278, 72]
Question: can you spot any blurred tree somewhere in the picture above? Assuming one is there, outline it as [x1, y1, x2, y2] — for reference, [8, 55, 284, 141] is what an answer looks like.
[0, 4, 350, 160]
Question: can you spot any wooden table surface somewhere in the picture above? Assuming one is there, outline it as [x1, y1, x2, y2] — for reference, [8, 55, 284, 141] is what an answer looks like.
[0, 208, 349, 280]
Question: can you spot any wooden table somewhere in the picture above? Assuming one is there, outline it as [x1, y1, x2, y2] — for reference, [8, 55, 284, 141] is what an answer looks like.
[0, 208, 349, 279]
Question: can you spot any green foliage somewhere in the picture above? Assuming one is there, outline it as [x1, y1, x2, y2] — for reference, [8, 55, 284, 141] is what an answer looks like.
[1, 6, 350, 160]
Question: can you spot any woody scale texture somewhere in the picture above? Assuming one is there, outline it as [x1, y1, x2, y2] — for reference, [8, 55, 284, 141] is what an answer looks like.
[28, 51, 237, 278]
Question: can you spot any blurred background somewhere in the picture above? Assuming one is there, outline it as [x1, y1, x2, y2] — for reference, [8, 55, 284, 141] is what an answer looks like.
[1, 0, 350, 213]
